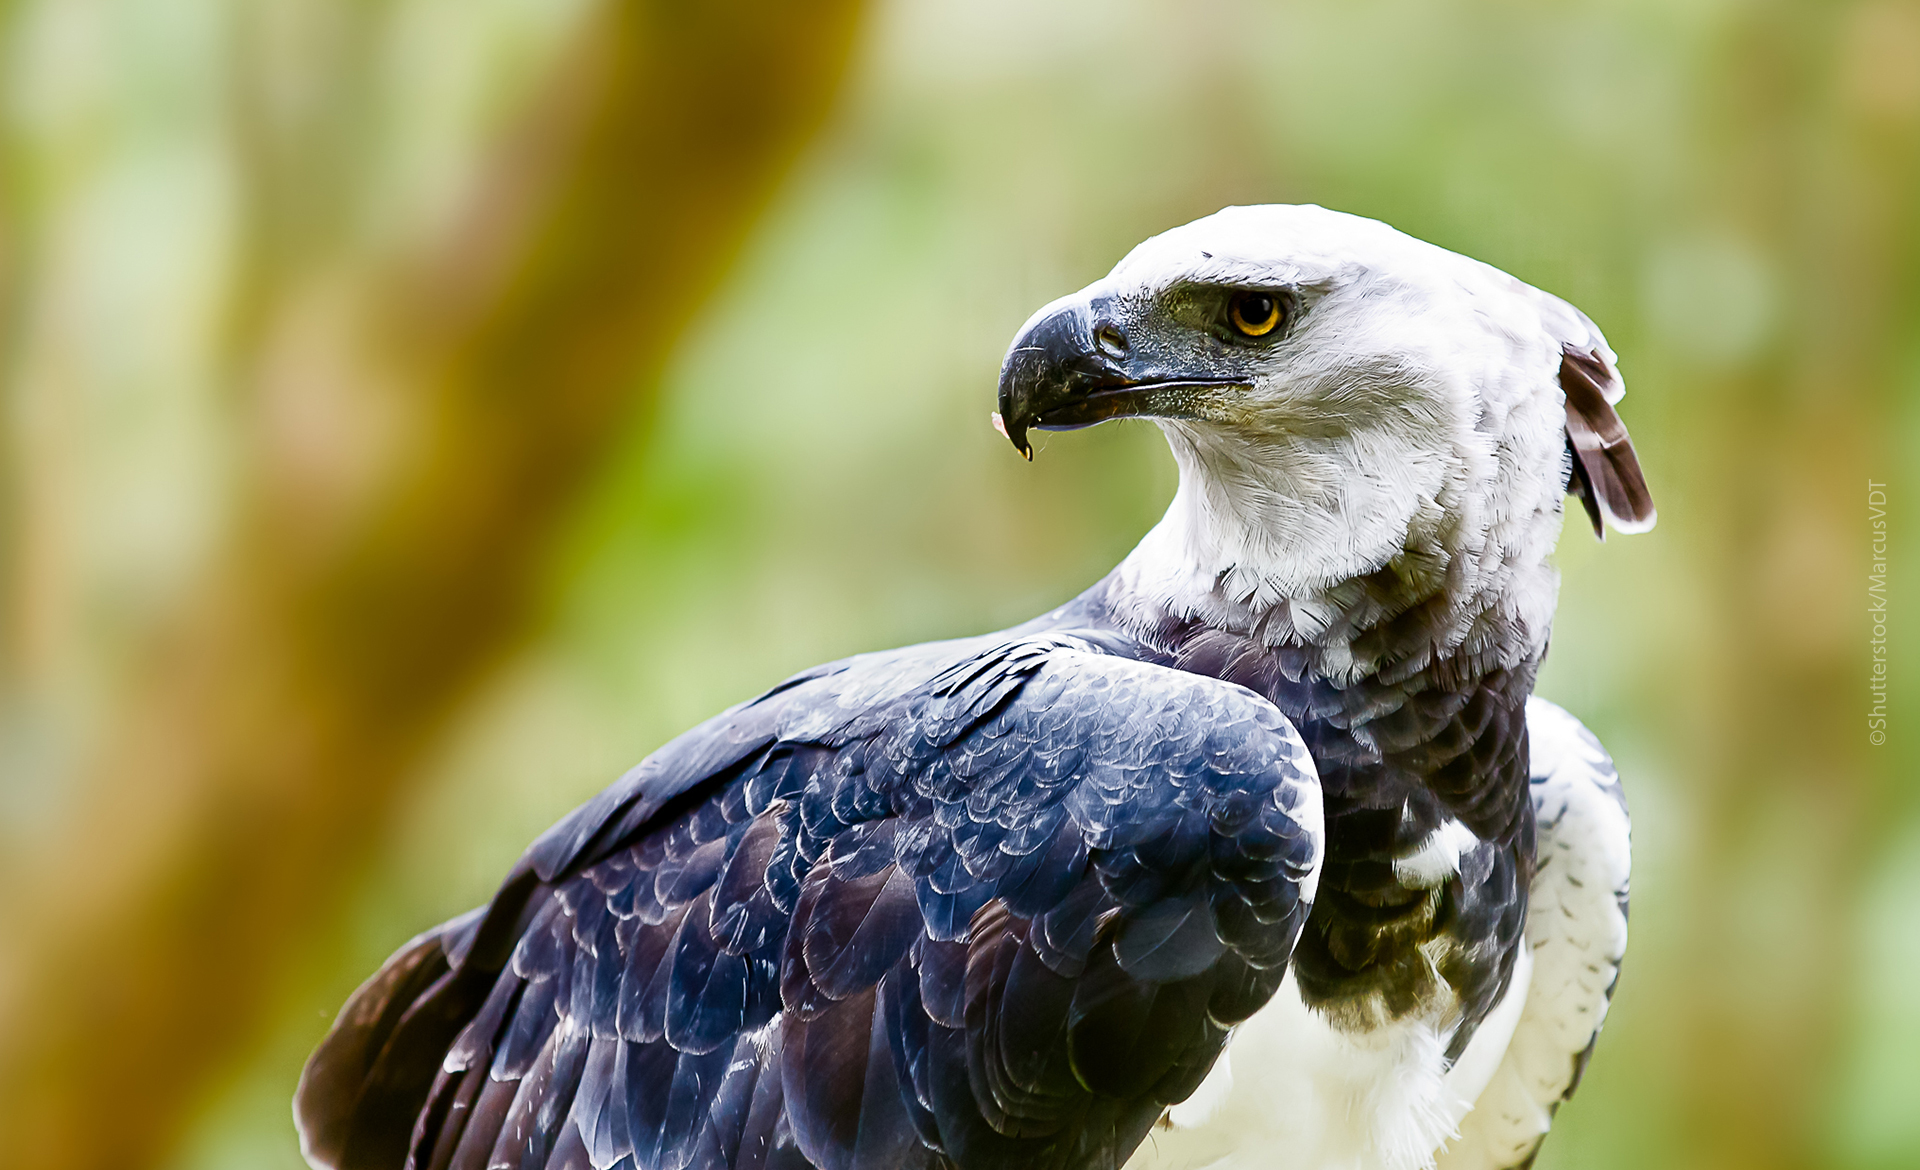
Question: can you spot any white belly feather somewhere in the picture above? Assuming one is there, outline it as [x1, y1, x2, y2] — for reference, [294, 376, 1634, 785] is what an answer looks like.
[1125, 948, 1530, 1170]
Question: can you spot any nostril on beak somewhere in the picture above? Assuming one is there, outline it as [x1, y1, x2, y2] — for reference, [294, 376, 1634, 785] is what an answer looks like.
[1094, 321, 1129, 359]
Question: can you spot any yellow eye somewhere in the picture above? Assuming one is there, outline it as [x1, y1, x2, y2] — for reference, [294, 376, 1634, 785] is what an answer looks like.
[1228, 291, 1283, 338]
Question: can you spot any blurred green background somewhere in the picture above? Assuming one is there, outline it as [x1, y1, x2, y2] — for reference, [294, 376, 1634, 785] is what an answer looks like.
[0, 1, 1914, 1169]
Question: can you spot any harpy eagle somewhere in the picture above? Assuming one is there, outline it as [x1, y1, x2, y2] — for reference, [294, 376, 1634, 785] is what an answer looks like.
[296, 205, 1652, 1170]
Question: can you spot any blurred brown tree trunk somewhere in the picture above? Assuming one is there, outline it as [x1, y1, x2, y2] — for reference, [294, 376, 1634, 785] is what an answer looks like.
[0, 2, 864, 1167]
[1657, 5, 1919, 1170]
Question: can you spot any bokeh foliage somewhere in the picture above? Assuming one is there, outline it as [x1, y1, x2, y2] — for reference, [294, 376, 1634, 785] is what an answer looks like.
[1, 2, 1915, 1170]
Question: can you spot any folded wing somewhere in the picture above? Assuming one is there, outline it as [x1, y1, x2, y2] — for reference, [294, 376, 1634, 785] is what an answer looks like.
[1438, 697, 1631, 1170]
[296, 632, 1323, 1170]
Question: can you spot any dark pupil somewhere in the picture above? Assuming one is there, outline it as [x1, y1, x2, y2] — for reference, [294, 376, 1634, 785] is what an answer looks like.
[1239, 295, 1274, 325]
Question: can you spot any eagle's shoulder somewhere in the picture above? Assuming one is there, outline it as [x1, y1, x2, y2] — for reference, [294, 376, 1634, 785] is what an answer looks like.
[523, 627, 1314, 882]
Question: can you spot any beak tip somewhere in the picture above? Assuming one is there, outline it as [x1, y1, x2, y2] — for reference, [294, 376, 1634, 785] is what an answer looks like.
[991, 411, 1033, 461]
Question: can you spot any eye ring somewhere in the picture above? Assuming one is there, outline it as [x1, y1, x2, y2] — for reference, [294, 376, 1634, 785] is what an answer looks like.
[1228, 290, 1284, 338]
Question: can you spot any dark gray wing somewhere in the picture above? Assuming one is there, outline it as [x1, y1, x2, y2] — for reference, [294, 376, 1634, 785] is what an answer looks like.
[295, 632, 1323, 1170]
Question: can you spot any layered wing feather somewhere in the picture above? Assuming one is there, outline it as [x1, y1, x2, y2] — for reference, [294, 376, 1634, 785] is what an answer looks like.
[296, 631, 1323, 1170]
[1437, 698, 1631, 1170]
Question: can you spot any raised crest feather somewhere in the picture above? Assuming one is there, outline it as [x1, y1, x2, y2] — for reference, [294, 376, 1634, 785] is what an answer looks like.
[1560, 344, 1656, 538]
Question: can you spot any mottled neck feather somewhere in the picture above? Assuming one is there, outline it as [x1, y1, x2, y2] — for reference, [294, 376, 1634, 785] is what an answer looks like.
[1107, 487, 1559, 690]
[1091, 450, 1563, 844]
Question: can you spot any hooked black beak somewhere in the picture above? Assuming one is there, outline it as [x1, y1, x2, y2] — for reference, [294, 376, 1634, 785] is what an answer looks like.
[993, 298, 1246, 459]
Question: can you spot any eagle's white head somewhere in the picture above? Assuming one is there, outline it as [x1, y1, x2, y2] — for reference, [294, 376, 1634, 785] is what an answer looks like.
[996, 204, 1653, 675]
